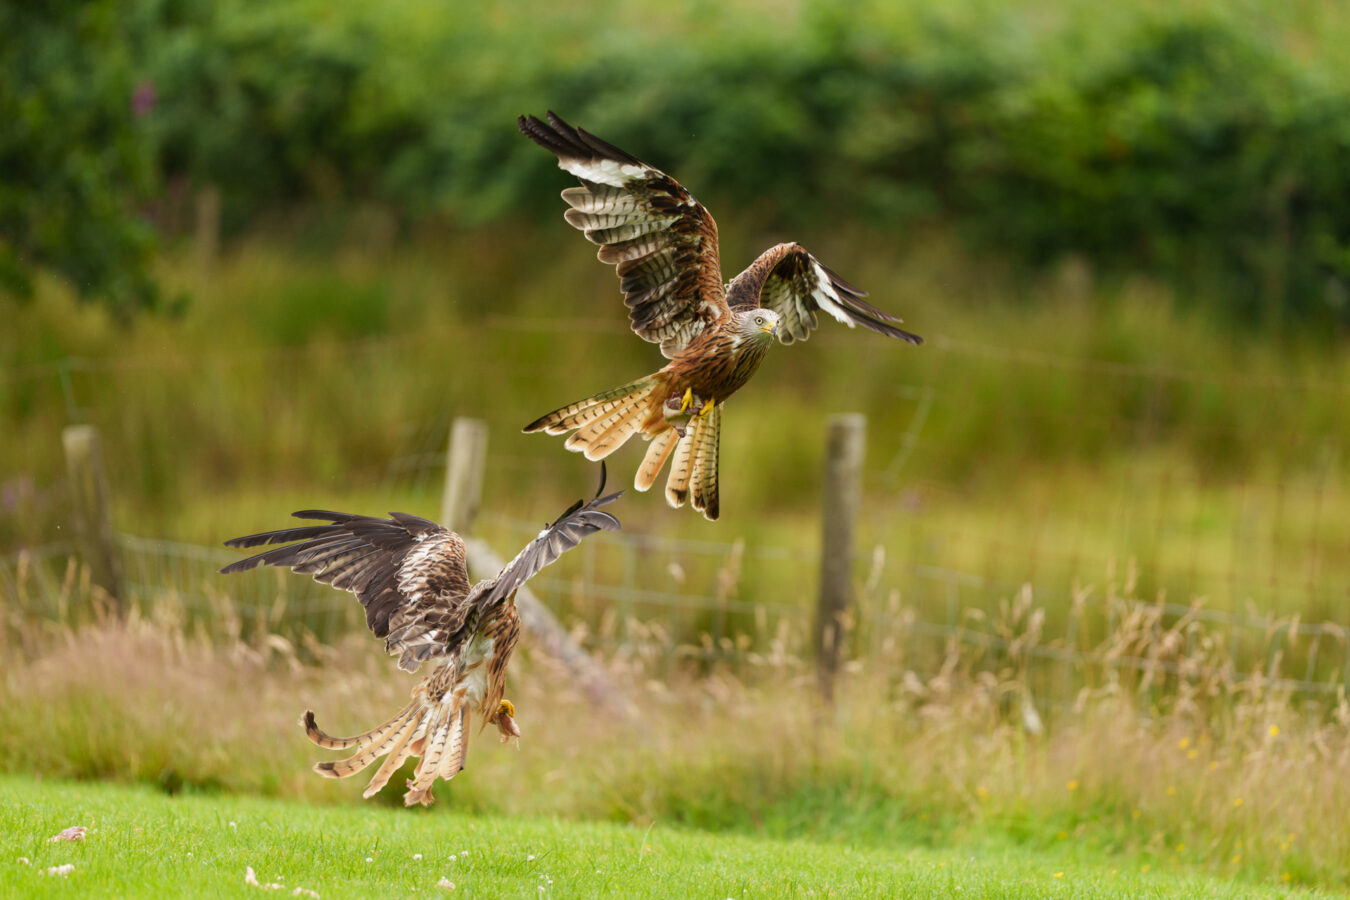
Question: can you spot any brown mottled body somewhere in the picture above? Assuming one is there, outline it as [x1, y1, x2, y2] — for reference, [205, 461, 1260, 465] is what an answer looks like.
[518, 112, 922, 521]
[220, 476, 621, 805]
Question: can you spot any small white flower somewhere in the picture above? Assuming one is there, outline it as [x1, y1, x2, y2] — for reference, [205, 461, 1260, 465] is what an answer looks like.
[48, 826, 87, 843]
[246, 867, 261, 887]
[17, 858, 30, 866]
[436, 878, 455, 890]
[43, 864, 75, 877]
[365, 857, 374, 864]
[447, 854, 457, 861]
[527, 854, 535, 861]
[229, 821, 238, 831]
[291, 888, 320, 898]
[413, 853, 423, 861]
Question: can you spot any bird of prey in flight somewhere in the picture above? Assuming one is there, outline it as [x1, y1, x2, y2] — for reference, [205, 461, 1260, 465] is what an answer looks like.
[520, 111, 921, 520]
[220, 468, 621, 806]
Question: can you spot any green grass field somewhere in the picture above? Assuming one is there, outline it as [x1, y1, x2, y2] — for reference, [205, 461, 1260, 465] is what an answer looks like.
[3, 775, 1332, 899]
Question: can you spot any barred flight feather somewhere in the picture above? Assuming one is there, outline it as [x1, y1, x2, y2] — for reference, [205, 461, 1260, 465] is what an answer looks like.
[560, 185, 639, 215]
[584, 218, 680, 246]
[562, 209, 644, 232]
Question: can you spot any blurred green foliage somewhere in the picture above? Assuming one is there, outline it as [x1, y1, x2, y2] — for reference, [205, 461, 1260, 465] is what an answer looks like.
[0, 1, 163, 318]
[134, 0, 1350, 326]
[10, 0, 1350, 324]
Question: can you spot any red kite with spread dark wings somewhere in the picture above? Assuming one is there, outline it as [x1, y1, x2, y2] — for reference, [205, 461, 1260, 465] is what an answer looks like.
[220, 469, 621, 806]
[520, 112, 921, 520]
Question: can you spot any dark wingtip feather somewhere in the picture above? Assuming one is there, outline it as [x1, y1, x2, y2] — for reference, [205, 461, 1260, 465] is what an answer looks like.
[518, 111, 645, 166]
[522, 412, 553, 433]
[218, 556, 261, 575]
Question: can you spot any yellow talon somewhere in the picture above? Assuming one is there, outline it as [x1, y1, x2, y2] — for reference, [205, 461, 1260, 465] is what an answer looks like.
[679, 388, 693, 414]
[699, 398, 716, 417]
[498, 699, 515, 717]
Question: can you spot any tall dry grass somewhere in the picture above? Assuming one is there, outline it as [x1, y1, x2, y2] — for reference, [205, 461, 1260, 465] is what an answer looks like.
[2, 557, 1346, 889]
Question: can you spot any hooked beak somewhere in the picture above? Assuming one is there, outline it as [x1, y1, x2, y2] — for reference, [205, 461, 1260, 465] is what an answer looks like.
[759, 319, 778, 336]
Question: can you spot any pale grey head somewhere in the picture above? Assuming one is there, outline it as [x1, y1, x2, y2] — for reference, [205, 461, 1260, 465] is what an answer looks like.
[734, 307, 781, 346]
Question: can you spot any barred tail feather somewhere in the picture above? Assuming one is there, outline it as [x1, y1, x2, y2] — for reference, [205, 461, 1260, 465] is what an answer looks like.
[523, 376, 661, 436]
[636, 428, 678, 492]
[360, 708, 425, 798]
[564, 391, 653, 460]
[301, 702, 417, 751]
[438, 707, 471, 781]
[664, 430, 696, 510]
[308, 704, 421, 781]
[405, 704, 465, 807]
[303, 689, 467, 806]
[689, 405, 721, 521]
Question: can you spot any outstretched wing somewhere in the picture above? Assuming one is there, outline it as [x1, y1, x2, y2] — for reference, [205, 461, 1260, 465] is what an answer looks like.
[466, 464, 624, 611]
[519, 111, 729, 358]
[754, 243, 923, 345]
[220, 510, 472, 672]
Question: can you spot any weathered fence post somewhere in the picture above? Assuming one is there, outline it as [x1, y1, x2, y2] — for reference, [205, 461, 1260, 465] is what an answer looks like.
[442, 417, 633, 717]
[62, 424, 123, 613]
[441, 417, 489, 533]
[816, 413, 865, 706]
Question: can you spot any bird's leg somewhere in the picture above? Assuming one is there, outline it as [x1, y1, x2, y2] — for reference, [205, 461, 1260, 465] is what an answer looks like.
[698, 397, 716, 417]
[493, 699, 521, 744]
[664, 389, 704, 438]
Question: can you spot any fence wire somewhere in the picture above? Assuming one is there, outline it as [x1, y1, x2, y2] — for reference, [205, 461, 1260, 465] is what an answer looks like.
[4, 330, 1348, 707]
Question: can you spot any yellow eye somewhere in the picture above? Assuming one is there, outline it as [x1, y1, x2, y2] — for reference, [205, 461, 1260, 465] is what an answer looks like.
[754, 316, 765, 326]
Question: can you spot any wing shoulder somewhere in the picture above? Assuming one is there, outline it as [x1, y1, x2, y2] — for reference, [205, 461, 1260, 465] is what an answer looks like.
[749, 243, 923, 345]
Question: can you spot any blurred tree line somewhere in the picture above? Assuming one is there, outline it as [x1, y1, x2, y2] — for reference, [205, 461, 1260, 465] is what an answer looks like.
[5, 0, 1350, 327]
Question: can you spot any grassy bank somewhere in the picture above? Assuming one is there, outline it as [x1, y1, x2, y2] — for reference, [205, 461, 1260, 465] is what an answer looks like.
[10, 773, 1334, 899]
[2, 613, 1346, 891]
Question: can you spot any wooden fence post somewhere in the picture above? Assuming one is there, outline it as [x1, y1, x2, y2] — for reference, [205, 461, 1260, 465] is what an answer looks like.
[441, 417, 489, 534]
[63, 424, 123, 613]
[441, 418, 632, 717]
[816, 413, 865, 706]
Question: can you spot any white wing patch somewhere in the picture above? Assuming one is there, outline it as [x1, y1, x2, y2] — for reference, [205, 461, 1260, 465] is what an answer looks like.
[558, 158, 648, 188]
[811, 261, 854, 327]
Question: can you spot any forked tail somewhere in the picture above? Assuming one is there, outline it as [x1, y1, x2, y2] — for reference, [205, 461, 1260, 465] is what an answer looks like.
[523, 374, 667, 461]
[527, 374, 723, 519]
[302, 685, 469, 807]
[659, 404, 721, 521]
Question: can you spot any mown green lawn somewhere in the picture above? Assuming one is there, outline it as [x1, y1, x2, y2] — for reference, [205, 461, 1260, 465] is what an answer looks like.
[1, 775, 1332, 899]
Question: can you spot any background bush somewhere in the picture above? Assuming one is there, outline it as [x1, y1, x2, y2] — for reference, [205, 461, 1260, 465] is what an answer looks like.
[106, 0, 1350, 327]
[10, 0, 1350, 325]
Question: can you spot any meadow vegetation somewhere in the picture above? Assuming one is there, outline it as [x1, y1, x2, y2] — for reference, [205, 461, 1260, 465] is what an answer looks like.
[6, 0, 1350, 894]
[2, 591, 1347, 893]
